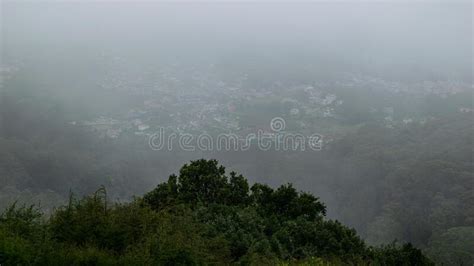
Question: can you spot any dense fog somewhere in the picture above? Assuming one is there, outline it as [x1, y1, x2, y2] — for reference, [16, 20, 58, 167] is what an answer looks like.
[0, 0, 472, 264]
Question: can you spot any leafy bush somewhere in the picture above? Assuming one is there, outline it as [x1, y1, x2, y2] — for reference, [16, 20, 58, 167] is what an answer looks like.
[0, 160, 433, 265]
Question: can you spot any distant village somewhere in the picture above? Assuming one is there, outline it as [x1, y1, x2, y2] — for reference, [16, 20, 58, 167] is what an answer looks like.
[1, 60, 472, 143]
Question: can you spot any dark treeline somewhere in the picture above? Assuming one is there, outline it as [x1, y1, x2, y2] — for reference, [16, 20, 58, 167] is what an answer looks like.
[0, 159, 432, 265]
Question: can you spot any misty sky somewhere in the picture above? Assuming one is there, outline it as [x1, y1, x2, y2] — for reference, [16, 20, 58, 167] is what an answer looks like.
[2, 0, 472, 82]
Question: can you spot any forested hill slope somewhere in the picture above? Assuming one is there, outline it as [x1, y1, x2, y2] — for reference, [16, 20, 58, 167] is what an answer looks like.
[0, 159, 432, 265]
[1, 84, 472, 264]
[321, 113, 474, 264]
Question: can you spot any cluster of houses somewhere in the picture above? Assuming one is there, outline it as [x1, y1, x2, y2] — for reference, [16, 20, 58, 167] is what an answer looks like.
[337, 73, 470, 97]
[76, 59, 472, 140]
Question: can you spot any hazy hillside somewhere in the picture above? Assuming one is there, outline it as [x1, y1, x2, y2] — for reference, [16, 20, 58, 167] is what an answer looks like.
[1, 1, 472, 264]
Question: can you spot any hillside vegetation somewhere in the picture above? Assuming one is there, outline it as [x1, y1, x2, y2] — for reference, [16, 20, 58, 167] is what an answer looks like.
[0, 159, 433, 265]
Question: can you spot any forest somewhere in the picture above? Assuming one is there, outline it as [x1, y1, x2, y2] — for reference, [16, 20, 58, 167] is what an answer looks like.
[0, 83, 473, 264]
[0, 159, 433, 265]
